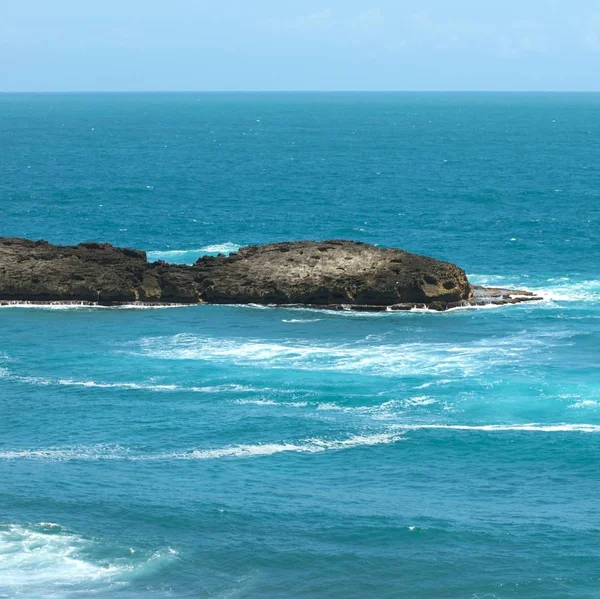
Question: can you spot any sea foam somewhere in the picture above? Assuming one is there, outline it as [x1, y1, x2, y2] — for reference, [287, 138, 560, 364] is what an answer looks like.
[0, 301, 192, 310]
[0, 433, 404, 462]
[147, 243, 242, 263]
[134, 332, 551, 377]
[392, 423, 600, 433]
[468, 274, 600, 304]
[0, 369, 261, 394]
[0, 523, 176, 595]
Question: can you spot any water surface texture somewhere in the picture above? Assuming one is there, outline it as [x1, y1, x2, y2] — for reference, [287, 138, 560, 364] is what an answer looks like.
[1, 93, 599, 598]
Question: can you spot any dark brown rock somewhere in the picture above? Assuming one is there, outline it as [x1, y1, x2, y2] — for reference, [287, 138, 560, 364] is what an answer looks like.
[195, 240, 473, 306]
[0, 237, 542, 310]
[0, 237, 198, 305]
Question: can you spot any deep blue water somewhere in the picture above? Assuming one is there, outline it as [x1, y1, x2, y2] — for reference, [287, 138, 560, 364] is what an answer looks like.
[0, 93, 599, 598]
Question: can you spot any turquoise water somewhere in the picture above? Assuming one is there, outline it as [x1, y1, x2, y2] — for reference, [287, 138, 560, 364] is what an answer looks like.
[1, 93, 599, 598]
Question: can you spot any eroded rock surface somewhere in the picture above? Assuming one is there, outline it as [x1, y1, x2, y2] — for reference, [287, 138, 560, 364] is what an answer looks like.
[0, 238, 199, 304]
[195, 240, 473, 306]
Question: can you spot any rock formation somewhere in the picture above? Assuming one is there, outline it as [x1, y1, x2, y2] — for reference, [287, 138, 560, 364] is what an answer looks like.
[194, 240, 472, 306]
[0, 238, 198, 304]
[0, 237, 542, 310]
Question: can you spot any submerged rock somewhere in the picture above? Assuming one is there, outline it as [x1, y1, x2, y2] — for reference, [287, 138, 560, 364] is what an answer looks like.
[0, 237, 542, 310]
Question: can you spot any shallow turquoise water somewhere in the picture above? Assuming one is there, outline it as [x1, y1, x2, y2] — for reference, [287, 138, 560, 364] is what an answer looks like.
[0, 93, 599, 598]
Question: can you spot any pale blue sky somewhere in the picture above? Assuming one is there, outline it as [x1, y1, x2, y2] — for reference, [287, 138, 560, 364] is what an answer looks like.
[2, 0, 600, 91]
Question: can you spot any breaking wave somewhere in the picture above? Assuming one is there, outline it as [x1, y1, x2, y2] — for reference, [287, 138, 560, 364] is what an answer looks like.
[567, 400, 600, 409]
[468, 274, 600, 304]
[147, 243, 242, 264]
[0, 523, 177, 597]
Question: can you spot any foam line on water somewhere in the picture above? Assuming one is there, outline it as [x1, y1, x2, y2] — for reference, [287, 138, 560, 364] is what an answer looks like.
[3, 423, 599, 464]
[393, 423, 600, 433]
[0, 433, 404, 462]
[282, 318, 323, 323]
[222, 303, 523, 316]
[134, 332, 554, 377]
[0, 369, 265, 394]
[234, 397, 436, 414]
[0, 301, 192, 310]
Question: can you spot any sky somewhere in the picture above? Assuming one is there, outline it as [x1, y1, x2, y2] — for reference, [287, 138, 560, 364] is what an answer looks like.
[1, 0, 600, 92]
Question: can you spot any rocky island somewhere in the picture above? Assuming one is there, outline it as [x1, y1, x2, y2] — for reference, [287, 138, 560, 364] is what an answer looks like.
[0, 237, 542, 311]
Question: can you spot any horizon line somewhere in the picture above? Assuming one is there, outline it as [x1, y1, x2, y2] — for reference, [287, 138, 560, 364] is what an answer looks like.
[2, 89, 600, 94]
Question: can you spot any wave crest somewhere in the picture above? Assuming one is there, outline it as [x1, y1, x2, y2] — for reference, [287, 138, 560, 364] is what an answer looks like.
[0, 523, 176, 595]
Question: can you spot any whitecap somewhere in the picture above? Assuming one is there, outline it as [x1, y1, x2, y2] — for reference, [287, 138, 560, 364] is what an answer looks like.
[537, 279, 600, 303]
[200, 242, 242, 254]
[282, 318, 323, 323]
[413, 379, 455, 390]
[147, 242, 241, 263]
[567, 400, 599, 409]
[402, 395, 437, 407]
[0, 523, 176, 595]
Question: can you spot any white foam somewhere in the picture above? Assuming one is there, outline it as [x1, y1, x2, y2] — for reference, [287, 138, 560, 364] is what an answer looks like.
[467, 273, 529, 287]
[3, 421, 598, 464]
[200, 242, 242, 254]
[468, 274, 600, 304]
[236, 397, 428, 415]
[0, 433, 404, 462]
[0, 301, 191, 310]
[402, 395, 437, 407]
[537, 279, 600, 303]
[135, 332, 548, 377]
[147, 243, 242, 262]
[282, 318, 323, 323]
[53, 380, 255, 393]
[414, 379, 455, 389]
[234, 399, 309, 408]
[0, 523, 175, 595]
[0, 525, 122, 591]
[567, 400, 600, 409]
[178, 432, 403, 459]
[0, 370, 261, 394]
[0, 445, 132, 461]
[393, 423, 600, 433]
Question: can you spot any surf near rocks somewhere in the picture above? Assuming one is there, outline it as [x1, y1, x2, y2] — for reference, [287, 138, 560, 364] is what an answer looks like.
[0, 237, 542, 311]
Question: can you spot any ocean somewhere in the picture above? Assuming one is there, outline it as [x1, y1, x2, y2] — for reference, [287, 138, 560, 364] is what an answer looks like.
[0, 92, 599, 598]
